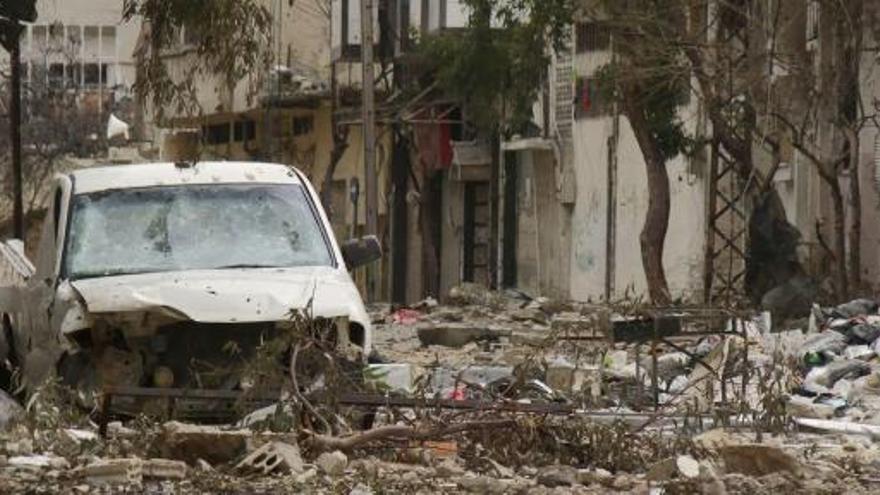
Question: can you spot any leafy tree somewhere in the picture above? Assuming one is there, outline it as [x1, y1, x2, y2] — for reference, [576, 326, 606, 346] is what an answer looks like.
[415, 0, 574, 136]
[123, 0, 273, 122]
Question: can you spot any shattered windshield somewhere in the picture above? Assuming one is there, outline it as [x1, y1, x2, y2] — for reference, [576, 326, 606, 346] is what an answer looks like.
[64, 183, 334, 279]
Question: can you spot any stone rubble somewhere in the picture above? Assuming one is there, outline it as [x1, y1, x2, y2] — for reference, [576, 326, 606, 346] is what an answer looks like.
[0, 288, 879, 492]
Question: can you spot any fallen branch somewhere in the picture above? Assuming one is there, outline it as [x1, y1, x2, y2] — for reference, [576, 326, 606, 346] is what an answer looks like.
[290, 341, 332, 434]
[306, 418, 516, 452]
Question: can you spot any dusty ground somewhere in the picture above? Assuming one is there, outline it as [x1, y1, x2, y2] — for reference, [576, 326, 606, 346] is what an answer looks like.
[3, 288, 880, 493]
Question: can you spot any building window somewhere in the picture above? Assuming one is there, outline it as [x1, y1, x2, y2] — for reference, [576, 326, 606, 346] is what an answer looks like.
[233, 120, 256, 142]
[574, 77, 609, 118]
[292, 115, 314, 136]
[101, 63, 111, 87]
[65, 64, 81, 88]
[84, 26, 100, 58]
[575, 22, 611, 53]
[48, 63, 64, 89]
[203, 123, 231, 145]
[84, 63, 99, 87]
[32, 25, 48, 54]
[100, 26, 116, 55]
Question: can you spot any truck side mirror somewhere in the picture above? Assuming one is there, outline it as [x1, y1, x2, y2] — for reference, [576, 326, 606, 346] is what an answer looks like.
[340, 235, 382, 269]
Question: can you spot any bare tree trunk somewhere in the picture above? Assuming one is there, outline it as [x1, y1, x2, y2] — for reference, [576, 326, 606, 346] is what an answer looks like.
[320, 61, 349, 217]
[848, 169, 862, 294]
[622, 86, 672, 305]
[828, 177, 848, 299]
[320, 127, 350, 215]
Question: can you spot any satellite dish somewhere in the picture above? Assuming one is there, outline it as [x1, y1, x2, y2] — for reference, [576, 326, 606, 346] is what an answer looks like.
[107, 113, 130, 140]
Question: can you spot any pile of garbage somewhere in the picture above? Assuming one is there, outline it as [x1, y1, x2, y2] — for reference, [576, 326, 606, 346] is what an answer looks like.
[784, 298, 880, 423]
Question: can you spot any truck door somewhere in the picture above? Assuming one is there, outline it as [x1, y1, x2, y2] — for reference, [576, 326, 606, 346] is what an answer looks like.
[19, 178, 72, 387]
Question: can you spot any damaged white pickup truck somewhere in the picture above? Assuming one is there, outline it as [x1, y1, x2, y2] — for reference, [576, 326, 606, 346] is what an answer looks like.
[0, 161, 380, 403]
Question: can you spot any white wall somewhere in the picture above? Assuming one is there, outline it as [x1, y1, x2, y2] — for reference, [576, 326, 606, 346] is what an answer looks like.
[567, 43, 706, 302]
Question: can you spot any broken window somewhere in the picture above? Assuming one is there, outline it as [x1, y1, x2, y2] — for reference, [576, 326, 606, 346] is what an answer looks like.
[64, 184, 334, 279]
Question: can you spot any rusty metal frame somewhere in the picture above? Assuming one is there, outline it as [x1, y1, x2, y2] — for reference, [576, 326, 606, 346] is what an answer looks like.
[704, 141, 749, 305]
[556, 307, 754, 411]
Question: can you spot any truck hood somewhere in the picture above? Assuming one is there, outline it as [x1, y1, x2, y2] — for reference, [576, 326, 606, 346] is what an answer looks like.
[69, 267, 366, 324]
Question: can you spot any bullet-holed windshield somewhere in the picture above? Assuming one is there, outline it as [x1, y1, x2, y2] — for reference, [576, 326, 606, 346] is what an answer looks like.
[64, 183, 334, 279]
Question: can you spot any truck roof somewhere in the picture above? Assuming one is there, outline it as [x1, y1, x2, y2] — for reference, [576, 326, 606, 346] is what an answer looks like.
[68, 161, 304, 194]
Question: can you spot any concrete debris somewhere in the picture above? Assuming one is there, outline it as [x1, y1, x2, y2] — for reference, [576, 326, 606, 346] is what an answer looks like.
[435, 458, 466, 478]
[8, 454, 69, 470]
[457, 475, 518, 494]
[646, 455, 702, 481]
[793, 417, 880, 437]
[0, 390, 22, 431]
[316, 450, 348, 476]
[349, 483, 374, 495]
[236, 403, 294, 428]
[786, 395, 841, 419]
[366, 363, 416, 393]
[718, 444, 801, 477]
[416, 323, 506, 348]
[5, 291, 880, 492]
[536, 465, 578, 487]
[157, 421, 250, 464]
[236, 441, 304, 475]
[77, 458, 186, 485]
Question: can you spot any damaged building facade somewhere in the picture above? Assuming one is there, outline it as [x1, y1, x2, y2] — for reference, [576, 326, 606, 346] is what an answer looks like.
[378, 0, 880, 307]
[13, 1, 880, 308]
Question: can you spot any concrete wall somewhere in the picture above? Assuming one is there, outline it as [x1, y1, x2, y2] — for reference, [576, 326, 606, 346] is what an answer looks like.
[567, 48, 706, 302]
[439, 174, 465, 298]
[858, 22, 880, 290]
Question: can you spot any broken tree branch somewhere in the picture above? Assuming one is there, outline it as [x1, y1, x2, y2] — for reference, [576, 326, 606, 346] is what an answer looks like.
[290, 341, 332, 434]
[305, 418, 516, 452]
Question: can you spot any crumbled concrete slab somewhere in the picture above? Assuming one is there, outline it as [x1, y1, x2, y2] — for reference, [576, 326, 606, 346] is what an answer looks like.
[316, 450, 348, 476]
[236, 441, 304, 475]
[157, 421, 251, 464]
[78, 458, 186, 485]
[719, 444, 801, 477]
[417, 323, 507, 348]
[0, 391, 22, 431]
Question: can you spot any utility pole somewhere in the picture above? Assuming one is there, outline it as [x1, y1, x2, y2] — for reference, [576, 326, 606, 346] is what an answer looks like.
[1, 1, 37, 240]
[10, 32, 23, 239]
[360, 0, 378, 299]
[361, 0, 378, 236]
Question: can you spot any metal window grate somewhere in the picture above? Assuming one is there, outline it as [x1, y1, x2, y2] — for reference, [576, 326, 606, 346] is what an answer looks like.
[575, 22, 611, 53]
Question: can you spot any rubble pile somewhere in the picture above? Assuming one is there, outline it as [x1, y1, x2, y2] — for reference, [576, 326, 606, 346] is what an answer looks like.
[3, 287, 880, 492]
[779, 298, 880, 424]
